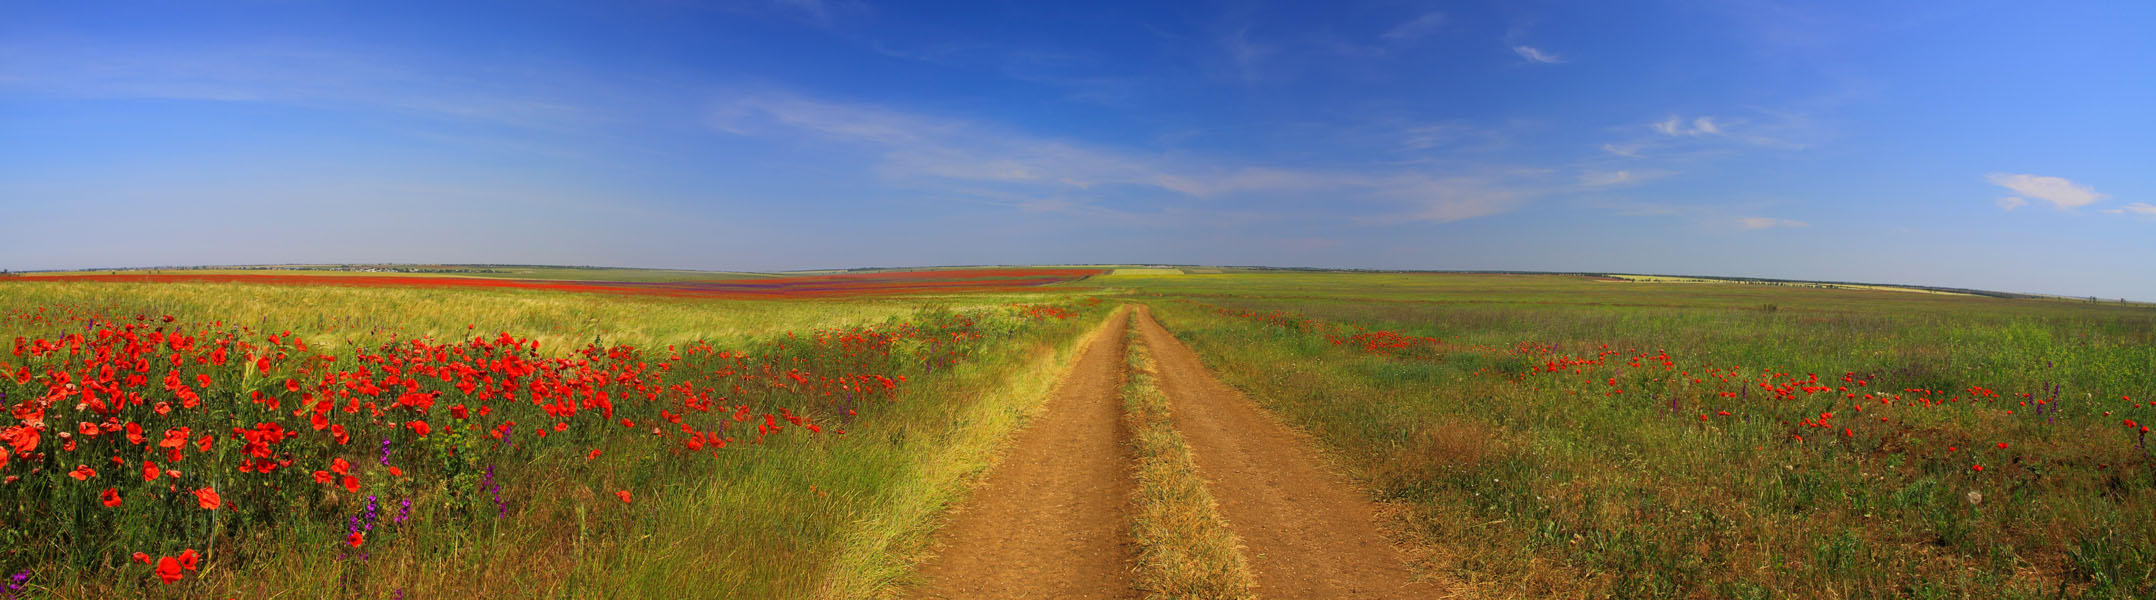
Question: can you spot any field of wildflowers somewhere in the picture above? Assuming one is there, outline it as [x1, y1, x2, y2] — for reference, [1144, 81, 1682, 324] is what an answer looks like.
[1108, 271, 2154, 598]
[0, 278, 1110, 598]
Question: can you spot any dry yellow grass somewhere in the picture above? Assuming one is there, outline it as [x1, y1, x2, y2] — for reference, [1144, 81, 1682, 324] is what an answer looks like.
[1121, 317, 1257, 600]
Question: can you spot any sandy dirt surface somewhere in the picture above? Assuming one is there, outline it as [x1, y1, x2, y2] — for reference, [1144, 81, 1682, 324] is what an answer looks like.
[1133, 306, 1440, 599]
[907, 308, 1138, 600]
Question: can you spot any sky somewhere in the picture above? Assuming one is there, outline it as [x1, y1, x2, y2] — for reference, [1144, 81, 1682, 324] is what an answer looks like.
[3, 1, 2153, 300]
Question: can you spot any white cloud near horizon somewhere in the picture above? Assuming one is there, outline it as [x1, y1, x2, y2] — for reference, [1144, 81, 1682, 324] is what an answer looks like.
[1986, 173, 2107, 210]
[2104, 202, 2156, 218]
[1578, 169, 1677, 188]
[1995, 196, 2028, 210]
[1737, 216, 1807, 229]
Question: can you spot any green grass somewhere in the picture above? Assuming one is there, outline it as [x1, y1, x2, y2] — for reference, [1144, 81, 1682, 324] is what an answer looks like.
[0, 280, 1115, 598]
[1103, 271, 2156, 599]
[0, 280, 1062, 353]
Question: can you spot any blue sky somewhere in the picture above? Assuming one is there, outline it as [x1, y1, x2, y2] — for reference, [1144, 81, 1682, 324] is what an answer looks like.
[3, 1, 2152, 299]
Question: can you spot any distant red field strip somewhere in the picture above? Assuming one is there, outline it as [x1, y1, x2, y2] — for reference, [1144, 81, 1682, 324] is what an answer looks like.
[5, 269, 1107, 299]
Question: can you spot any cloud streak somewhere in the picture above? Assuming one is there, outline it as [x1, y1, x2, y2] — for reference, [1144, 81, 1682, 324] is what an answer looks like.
[0, 39, 600, 130]
[2104, 202, 2156, 218]
[1382, 13, 1447, 42]
[711, 92, 1551, 225]
[1987, 173, 2106, 210]
[1737, 216, 1807, 230]
[1512, 45, 1563, 64]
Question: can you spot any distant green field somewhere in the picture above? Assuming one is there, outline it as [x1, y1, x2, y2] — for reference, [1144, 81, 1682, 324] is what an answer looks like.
[1097, 270, 2156, 598]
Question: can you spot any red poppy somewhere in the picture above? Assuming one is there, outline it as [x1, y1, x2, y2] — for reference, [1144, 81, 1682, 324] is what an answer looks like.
[615, 490, 632, 504]
[155, 556, 183, 584]
[313, 470, 333, 484]
[132, 551, 151, 565]
[2, 426, 41, 454]
[1973, 465, 1984, 472]
[407, 420, 431, 436]
[586, 448, 602, 460]
[142, 460, 160, 482]
[332, 457, 350, 475]
[387, 466, 404, 477]
[101, 487, 122, 508]
[194, 487, 222, 510]
[347, 532, 364, 548]
[342, 475, 360, 493]
[177, 548, 199, 571]
[69, 465, 97, 480]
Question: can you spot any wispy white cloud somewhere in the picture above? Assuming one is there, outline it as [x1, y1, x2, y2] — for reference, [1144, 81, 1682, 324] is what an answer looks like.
[1580, 170, 1637, 187]
[1578, 169, 1677, 188]
[1653, 116, 1722, 137]
[0, 39, 599, 129]
[1995, 196, 2028, 211]
[711, 92, 1552, 225]
[2103, 202, 2156, 218]
[1737, 216, 1808, 229]
[1600, 142, 1643, 157]
[1382, 12, 1448, 42]
[1512, 45, 1563, 64]
[1220, 26, 1272, 84]
[1606, 110, 1815, 159]
[1986, 173, 2106, 210]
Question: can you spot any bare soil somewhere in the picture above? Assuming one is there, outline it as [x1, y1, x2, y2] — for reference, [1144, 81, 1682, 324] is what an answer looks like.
[907, 308, 1137, 600]
[1133, 306, 1441, 599]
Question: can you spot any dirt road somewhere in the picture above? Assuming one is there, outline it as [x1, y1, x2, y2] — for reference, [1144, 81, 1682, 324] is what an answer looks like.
[907, 308, 1137, 600]
[908, 305, 1437, 599]
[1133, 306, 1437, 599]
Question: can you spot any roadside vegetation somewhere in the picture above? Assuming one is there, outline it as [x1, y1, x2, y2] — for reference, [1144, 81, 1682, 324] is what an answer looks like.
[1119, 316, 1256, 600]
[0, 279, 1112, 598]
[1108, 271, 2155, 598]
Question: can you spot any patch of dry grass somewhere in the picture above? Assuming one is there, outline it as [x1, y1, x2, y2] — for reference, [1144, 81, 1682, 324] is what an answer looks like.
[1121, 316, 1257, 600]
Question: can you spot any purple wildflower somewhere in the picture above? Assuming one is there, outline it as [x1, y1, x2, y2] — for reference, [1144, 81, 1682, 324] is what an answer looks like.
[1, 569, 29, 600]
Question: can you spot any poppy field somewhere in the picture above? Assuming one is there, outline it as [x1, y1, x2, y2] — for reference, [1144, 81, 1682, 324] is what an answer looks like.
[1105, 270, 2154, 599]
[4, 266, 2148, 598]
[4, 268, 1106, 300]
[0, 273, 1113, 598]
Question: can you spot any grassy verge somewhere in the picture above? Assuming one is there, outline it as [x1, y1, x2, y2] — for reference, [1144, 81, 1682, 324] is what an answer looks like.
[1, 285, 1114, 599]
[1143, 296, 2156, 599]
[1120, 312, 1256, 600]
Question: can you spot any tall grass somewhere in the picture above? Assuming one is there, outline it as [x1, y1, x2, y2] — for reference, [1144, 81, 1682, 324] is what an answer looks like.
[0, 281, 1113, 598]
[1128, 273, 2156, 599]
[0, 281, 1035, 353]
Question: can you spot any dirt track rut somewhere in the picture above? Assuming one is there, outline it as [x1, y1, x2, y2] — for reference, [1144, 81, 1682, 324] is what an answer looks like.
[1133, 305, 1437, 599]
[908, 308, 1136, 600]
